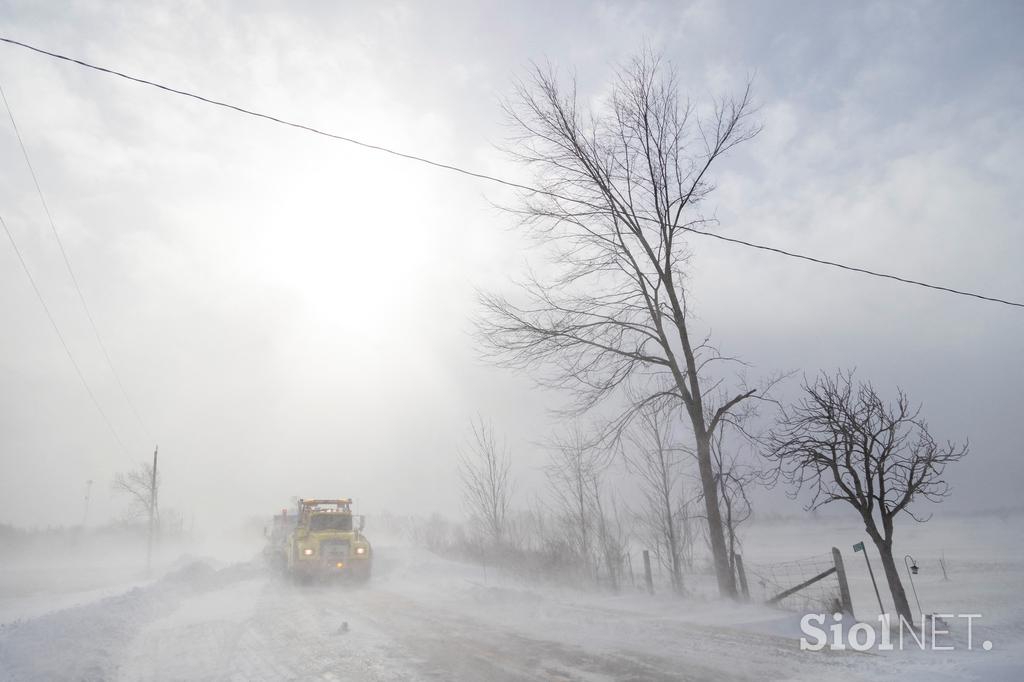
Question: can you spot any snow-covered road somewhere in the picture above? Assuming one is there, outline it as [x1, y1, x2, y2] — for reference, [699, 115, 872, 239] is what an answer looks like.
[82, 568, 832, 681]
[1, 543, 1020, 680]
[113, 578, 719, 681]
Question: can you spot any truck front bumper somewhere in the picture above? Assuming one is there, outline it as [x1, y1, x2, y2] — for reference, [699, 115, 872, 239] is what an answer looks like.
[292, 557, 370, 579]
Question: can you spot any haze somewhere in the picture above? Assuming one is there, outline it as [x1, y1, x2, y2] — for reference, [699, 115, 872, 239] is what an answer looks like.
[1, 0, 1021, 533]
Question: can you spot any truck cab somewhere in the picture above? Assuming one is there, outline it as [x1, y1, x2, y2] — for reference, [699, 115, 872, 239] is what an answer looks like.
[286, 498, 372, 582]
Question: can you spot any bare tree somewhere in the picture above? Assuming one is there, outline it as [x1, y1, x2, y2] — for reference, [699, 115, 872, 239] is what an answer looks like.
[765, 371, 968, 622]
[112, 461, 159, 525]
[710, 427, 757, 577]
[623, 401, 690, 594]
[545, 424, 612, 583]
[457, 418, 514, 546]
[479, 52, 761, 596]
[591, 479, 629, 591]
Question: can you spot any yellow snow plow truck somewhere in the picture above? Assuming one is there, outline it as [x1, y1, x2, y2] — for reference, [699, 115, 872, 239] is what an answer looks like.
[270, 499, 372, 583]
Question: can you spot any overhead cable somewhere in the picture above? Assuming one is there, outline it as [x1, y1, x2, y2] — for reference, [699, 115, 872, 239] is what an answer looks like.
[1, 82, 154, 444]
[1, 213, 130, 456]
[1, 36, 1020, 309]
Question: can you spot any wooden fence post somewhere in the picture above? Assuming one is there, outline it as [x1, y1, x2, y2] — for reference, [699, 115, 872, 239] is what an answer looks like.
[642, 550, 654, 595]
[832, 546, 854, 619]
[735, 554, 750, 601]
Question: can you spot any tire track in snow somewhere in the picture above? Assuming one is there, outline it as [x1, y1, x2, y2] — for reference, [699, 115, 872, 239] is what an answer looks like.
[118, 576, 417, 681]
[313, 587, 723, 681]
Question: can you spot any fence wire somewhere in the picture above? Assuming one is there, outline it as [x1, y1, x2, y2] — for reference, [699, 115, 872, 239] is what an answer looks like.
[744, 552, 843, 614]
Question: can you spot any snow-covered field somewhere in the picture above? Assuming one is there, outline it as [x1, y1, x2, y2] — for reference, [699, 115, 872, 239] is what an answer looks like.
[1, 513, 1021, 681]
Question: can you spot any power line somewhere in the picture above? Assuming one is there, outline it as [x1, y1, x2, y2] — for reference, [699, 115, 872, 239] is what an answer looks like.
[682, 231, 1023, 308]
[1, 213, 130, 456]
[1, 35, 1020, 310]
[1, 82, 154, 444]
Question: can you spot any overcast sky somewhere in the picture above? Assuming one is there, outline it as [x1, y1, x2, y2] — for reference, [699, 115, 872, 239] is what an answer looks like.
[1, 0, 1021, 530]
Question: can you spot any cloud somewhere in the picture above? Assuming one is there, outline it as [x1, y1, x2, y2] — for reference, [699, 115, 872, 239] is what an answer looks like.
[0, 0, 1020, 528]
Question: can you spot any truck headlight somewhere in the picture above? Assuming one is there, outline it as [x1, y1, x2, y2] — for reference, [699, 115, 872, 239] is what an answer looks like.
[303, 548, 314, 556]
[355, 546, 366, 555]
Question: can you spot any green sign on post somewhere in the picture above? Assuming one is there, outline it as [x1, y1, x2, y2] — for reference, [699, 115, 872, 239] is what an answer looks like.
[854, 540, 885, 615]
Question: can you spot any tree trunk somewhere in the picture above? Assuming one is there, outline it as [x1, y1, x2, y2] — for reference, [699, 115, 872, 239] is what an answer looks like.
[727, 508, 737, 576]
[722, 482, 736, 576]
[663, 491, 683, 594]
[668, 534, 683, 595]
[874, 539, 913, 623]
[695, 432, 737, 597]
[593, 488, 619, 593]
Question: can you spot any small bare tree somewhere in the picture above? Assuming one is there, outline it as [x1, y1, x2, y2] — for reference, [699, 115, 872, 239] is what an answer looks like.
[112, 461, 159, 525]
[479, 52, 761, 597]
[765, 371, 968, 622]
[457, 418, 514, 547]
[710, 427, 757, 577]
[623, 401, 690, 594]
[545, 424, 612, 583]
[591, 480, 629, 592]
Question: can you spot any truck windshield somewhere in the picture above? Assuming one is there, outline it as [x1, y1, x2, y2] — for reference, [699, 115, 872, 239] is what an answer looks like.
[309, 514, 352, 532]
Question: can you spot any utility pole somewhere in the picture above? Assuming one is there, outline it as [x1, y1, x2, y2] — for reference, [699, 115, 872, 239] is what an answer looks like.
[147, 445, 158, 575]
